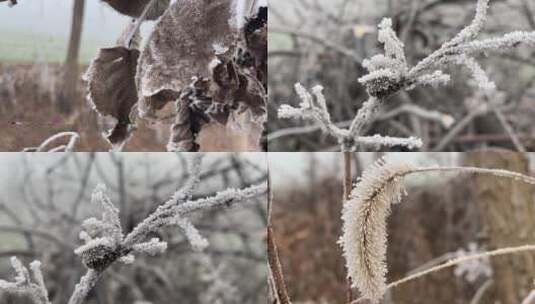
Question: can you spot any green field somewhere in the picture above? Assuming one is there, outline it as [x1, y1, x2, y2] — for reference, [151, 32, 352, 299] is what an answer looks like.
[0, 30, 114, 64]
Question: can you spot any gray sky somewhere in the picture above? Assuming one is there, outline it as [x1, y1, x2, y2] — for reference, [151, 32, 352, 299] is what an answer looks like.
[0, 0, 154, 62]
[0, 0, 128, 41]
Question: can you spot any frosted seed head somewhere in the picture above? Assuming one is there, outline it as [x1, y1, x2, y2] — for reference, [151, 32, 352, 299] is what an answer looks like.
[340, 158, 415, 302]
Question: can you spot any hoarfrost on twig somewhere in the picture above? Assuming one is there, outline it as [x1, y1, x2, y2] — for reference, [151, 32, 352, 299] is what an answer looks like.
[2, 154, 267, 304]
[0, 257, 50, 304]
[277, 0, 535, 151]
[23, 132, 80, 152]
[66, 154, 267, 304]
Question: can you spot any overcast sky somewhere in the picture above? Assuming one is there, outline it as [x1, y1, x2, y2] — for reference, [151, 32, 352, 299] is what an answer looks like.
[0, 0, 154, 62]
[0, 0, 128, 41]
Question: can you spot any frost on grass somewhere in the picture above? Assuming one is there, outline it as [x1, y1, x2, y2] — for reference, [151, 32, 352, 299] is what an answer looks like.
[339, 158, 415, 302]
[1, 155, 267, 304]
[278, 0, 535, 151]
[340, 157, 535, 303]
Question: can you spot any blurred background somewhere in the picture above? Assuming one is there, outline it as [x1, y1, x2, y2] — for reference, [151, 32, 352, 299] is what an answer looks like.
[268, 0, 535, 152]
[270, 151, 535, 303]
[0, 0, 172, 151]
[0, 152, 267, 304]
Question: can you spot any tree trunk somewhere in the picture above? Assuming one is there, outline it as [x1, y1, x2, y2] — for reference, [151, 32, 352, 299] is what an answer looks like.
[59, 0, 86, 114]
[463, 149, 535, 304]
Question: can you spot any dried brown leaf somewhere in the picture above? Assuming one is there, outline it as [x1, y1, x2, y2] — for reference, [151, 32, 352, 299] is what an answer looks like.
[244, 6, 267, 87]
[136, 0, 238, 118]
[84, 46, 140, 148]
[101, 0, 170, 20]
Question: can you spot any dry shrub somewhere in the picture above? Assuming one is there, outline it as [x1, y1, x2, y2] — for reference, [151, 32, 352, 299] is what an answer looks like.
[0, 63, 168, 151]
[272, 176, 347, 303]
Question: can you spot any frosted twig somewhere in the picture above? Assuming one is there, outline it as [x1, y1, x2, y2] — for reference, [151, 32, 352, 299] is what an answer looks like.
[0, 257, 50, 304]
[386, 245, 535, 295]
[354, 135, 423, 150]
[351, 245, 535, 303]
[278, 0, 535, 151]
[67, 182, 266, 304]
[124, 0, 157, 49]
[24, 132, 80, 152]
[278, 85, 423, 151]
[1, 155, 266, 304]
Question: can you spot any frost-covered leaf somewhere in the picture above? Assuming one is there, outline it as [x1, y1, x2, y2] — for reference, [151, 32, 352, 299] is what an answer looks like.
[101, 0, 170, 20]
[84, 44, 140, 148]
[243, 6, 267, 87]
[167, 78, 210, 152]
[136, 0, 238, 119]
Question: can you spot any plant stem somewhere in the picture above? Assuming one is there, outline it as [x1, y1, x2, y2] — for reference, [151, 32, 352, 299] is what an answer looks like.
[409, 166, 535, 185]
[343, 152, 353, 303]
[266, 171, 291, 304]
[125, 0, 157, 49]
[352, 244, 535, 304]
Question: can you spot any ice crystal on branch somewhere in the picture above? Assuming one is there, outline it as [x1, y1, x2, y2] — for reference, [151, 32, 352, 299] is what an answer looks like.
[0, 257, 50, 304]
[65, 154, 267, 304]
[172, 216, 209, 251]
[277, 0, 535, 151]
[1, 155, 265, 304]
[278, 84, 422, 151]
[132, 238, 168, 256]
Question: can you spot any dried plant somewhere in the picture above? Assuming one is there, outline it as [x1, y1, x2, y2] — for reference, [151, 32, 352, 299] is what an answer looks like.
[0, 154, 267, 304]
[84, 0, 267, 151]
[278, 0, 535, 151]
[340, 157, 535, 303]
[23, 132, 80, 152]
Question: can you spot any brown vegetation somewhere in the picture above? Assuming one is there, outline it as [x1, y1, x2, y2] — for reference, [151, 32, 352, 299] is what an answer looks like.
[0, 63, 171, 151]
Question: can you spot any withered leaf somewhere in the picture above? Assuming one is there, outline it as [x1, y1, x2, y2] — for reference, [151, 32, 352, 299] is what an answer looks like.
[234, 71, 266, 118]
[101, 0, 170, 20]
[84, 46, 140, 148]
[243, 6, 267, 88]
[167, 97, 199, 152]
[136, 0, 238, 119]
[209, 50, 266, 121]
